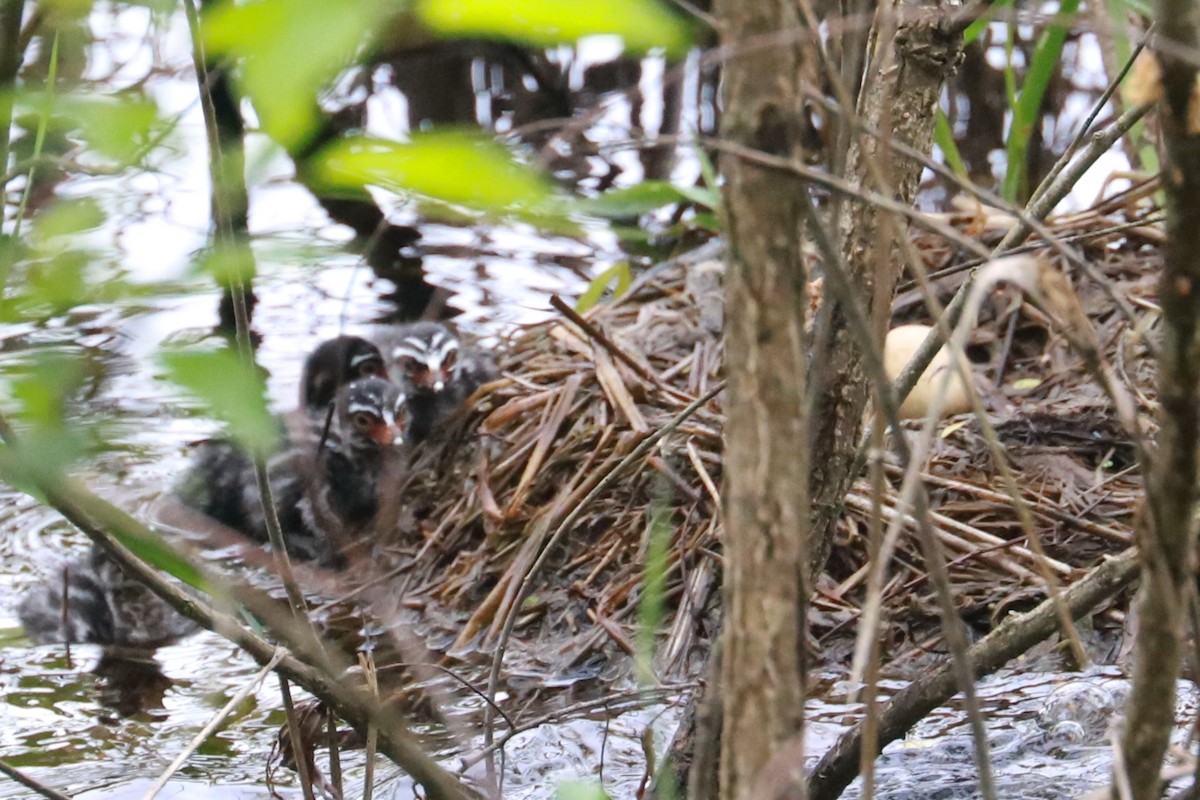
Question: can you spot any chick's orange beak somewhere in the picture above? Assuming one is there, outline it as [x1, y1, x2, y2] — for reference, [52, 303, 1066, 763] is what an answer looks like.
[369, 422, 396, 447]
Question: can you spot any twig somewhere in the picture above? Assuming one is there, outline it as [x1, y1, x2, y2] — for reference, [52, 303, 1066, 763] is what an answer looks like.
[802, 204, 998, 798]
[279, 678, 318, 800]
[464, 684, 694, 765]
[0, 759, 71, 800]
[143, 651, 283, 800]
[1120, 14, 1200, 796]
[181, 0, 314, 630]
[362, 652, 378, 800]
[549, 295, 693, 406]
[808, 546, 1140, 800]
[832, 99, 1158, 470]
[0, 437, 473, 800]
[1031, 28, 1152, 204]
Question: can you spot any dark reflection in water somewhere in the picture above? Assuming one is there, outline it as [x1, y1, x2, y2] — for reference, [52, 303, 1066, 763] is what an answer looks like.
[91, 654, 176, 721]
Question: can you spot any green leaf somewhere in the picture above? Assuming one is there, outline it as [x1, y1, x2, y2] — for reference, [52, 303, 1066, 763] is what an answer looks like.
[106, 525, 209, 592]
[934, 109, 968, 179]
[636, 483, 672, 685]
[5, 352, 85, 427]
[0, 431, 88, 496]
[416, 0, 693, 59]
[204, 0, 388, 149]
[581, 181, 694, 219]
[1003, 0, 1080, 202]
[12, 91, 160, 164]
[0, 352, 91, 489]
[159, 347, 277, 457]
[555, 782, 611, 800]
[61, 94, 159, 162]
[1110, 0, 1151, 16]
[690, 210, 720, 232]
[195, 243, 257, 289]
[576, 261, 632, 312]
[29, 198, 106, 245]
[696, 143, 718, 193]
[312, 132, 562, 220]
[21, 251, 92, 316]
[962, 0, 1013, 44]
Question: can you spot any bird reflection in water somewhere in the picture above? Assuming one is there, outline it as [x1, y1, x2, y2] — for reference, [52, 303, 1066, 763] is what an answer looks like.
[90, 651, 176, 720]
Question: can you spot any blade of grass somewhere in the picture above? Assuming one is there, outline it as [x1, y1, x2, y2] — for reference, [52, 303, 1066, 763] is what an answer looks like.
[1003, 0, 1082, 202]
[934, 109, 968, 179]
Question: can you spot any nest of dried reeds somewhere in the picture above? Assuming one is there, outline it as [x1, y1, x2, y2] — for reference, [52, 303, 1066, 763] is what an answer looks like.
[815, 183, 1160, 667]
[329, 182, 1159, 685]
[354, 246, 727, 679]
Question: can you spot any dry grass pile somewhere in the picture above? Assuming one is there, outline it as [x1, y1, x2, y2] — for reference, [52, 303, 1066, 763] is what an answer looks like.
[330, 181, 1161, 682]
[818, 180, 1160, 665]
[368, 245, 726, 677]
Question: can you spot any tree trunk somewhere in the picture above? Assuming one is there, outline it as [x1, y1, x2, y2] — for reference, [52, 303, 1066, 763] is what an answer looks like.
[1119, 1, 1200, 796]
[807, 0, 963, 581]
[714, 2, 813, 798]
[712, 2, 961, 798]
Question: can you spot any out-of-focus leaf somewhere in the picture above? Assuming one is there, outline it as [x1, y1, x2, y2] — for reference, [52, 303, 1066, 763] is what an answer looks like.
[0, 431, 88, 495]
[676, 184, 719, 208]
[5, 352, 85, 427]
[0, 353, 91, 490]
[963, 0, 1012, 44]
[159, 347, 276, 457]
[195, 243, 256, 288]
[696, 143, 718, 191]
[1112, 0, 1151, 16]
[416, 0, 693, 59]
[104, 523, 208, 591]
[29, 198, 106, 245]
[313, 132, 562, 219]
[25, 251, 90, 314]
[0, 248, 140, 323]
[555, 782, 611, 800]
[581, 181, 696, 219]
[636, 485, 670, 685]
[690, 210, 720, 232]
[38, 0, 93, 18]
[204, 0, 387, 149]
[14, 92, 160, 164]
[576, 261, 632, 312]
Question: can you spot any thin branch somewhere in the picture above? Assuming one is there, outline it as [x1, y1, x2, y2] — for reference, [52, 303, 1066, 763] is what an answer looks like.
[0, 759, 71, 800]
[0, 421, 473, 800]
[808, 546, 1140, 800]
[143, 652, 283, 800]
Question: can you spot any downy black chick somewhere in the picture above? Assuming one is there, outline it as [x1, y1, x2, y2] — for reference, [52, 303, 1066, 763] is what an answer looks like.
[371, 321, 495, 443]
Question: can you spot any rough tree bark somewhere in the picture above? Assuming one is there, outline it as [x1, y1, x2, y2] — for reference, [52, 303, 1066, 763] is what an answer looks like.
[807, 0, 963, 579]
[714, 1, 813, 798]
[1119, 3, 1200, 798]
